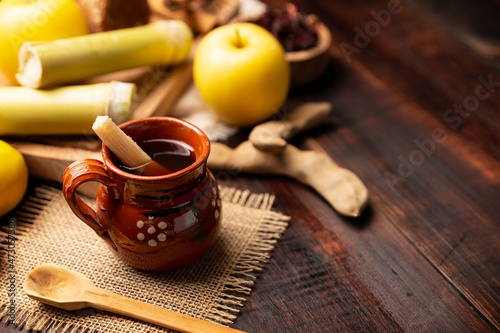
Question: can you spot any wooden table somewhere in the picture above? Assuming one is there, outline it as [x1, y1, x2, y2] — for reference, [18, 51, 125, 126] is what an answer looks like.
[2, 0, 500, 332]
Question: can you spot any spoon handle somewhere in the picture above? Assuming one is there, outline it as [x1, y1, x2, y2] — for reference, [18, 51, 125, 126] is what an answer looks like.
[86, 287, 245, 333]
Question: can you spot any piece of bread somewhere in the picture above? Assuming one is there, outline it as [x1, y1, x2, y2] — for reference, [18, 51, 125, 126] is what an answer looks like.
[148, 0, 239, 33]
[76, 0, 150, 32]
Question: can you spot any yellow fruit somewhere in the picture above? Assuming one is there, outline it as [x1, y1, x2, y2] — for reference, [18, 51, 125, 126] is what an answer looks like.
[0, 0, 88, 83]
[193, 23, 290, 127]
[0, 141, 28, 217]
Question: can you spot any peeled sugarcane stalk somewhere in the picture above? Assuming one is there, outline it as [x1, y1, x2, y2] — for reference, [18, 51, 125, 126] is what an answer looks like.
[0, 81, 135, 136]
[92, 116, 169, 176]
[16, 20, 193, 88]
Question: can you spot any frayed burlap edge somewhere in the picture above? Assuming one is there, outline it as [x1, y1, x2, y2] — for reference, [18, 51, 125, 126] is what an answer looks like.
[207, 187, 290, 324]
[1, 185, 290, 333]
[0, 186, 55, 257]
[0, 186, 58, 331]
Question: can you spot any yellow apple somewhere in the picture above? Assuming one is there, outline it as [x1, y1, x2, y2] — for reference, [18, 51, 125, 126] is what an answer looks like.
[0, 0, 88, 83]
[193, 22, 290, 127]
[0, 140, 28, 217]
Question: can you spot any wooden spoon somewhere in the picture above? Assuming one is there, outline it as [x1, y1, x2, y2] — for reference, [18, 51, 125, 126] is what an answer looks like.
[24, 263, 245, 333]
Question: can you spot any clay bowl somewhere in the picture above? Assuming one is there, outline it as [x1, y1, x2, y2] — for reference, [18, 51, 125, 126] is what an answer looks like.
[235, 14, 332, 89]
[285, 20, 332, 89]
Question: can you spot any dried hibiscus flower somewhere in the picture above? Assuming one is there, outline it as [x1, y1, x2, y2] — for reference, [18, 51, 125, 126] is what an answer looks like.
[250, 3, 319, 52]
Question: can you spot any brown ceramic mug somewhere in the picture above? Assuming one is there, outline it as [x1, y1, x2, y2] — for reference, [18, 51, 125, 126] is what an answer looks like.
[62, 117, 221, 271]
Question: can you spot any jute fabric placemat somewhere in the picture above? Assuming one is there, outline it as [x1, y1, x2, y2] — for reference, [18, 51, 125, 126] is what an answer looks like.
[0, 185, 289, 332]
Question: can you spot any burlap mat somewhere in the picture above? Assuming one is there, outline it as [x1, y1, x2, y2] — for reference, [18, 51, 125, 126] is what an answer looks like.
[0, 185, 289, 332]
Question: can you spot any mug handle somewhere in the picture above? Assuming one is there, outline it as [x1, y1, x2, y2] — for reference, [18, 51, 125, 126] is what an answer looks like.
[62, 159, 118, 250]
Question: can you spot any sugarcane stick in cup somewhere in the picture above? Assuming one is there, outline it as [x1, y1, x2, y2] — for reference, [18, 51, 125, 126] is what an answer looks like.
[0, 81, 135, 136]
[16, 20, 193, 88]
[92, 116, 170, 176]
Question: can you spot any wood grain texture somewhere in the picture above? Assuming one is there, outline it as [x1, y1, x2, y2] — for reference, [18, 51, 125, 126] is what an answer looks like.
[1, 0, 500, 332]
[227, 0, 500, 331]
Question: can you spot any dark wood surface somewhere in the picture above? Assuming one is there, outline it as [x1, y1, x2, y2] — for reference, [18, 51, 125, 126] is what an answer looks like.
[2, 0, 500, 332]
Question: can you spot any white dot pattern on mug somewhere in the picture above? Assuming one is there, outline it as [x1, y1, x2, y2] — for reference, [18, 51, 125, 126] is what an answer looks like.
[133, 189, 222, 247]
[134, 219, 172, 246]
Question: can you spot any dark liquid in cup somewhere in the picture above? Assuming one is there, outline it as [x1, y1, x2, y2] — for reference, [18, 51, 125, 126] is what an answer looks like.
[117, 139, 196, 175]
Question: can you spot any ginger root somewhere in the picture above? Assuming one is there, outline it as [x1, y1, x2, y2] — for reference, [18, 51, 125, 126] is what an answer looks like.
[249, 102, 332, 153]
[208, 141, 368, 217]
[209, 101, 368, 217]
